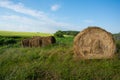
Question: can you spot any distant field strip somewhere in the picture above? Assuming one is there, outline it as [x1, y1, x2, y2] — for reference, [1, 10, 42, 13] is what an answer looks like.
[0, 31, 52, 36]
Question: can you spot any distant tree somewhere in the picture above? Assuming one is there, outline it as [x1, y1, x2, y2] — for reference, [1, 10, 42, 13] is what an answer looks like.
[54, 30, 64, 38]
[62, 31, 79, 36]
[54, 30, 79, 37]
[113, 32, 120, 40]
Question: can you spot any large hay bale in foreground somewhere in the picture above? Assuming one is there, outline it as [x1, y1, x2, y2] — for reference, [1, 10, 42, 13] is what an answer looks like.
[74, 27, 116, 59]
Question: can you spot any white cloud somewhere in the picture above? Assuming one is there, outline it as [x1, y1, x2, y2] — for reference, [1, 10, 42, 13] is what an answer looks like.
[0, 0, 78, 33]
[51, 4, 60, 11]
[0, 15, 56, 32]
[0, 0, 72, 32]
[0, 14, 77, 33]
[0, 0, 47, 19]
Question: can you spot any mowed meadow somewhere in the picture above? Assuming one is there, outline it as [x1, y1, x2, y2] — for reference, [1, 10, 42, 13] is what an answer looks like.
[0, 31, 120, 80]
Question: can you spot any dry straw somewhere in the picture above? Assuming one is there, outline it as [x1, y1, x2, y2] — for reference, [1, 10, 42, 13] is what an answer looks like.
[74, 27, 116, 59]
[22, 36, 56, 47]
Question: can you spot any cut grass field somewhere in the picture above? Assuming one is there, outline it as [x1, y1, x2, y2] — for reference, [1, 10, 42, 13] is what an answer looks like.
[0, 31, 120, 80]
[0, 31, 52, 37]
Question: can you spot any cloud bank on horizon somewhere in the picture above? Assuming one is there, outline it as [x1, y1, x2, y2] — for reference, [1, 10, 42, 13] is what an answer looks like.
[0, 0, 73, 33]
[0, 0, 119, 33]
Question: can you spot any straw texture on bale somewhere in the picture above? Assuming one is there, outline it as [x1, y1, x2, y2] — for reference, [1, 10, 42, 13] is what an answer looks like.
[22, 36, 56, 47]
[42, 36, 56, 47]
[74, 27, 116, 59]
[29, 37, 42, 47]
[22, 38, 30, 47]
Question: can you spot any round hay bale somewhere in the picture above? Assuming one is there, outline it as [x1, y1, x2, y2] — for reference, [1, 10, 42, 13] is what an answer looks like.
[29, 37, 42, 47]
[21, 38, 30, 47]
[42, 36, 56, 46]
[74, 27, 116, 59]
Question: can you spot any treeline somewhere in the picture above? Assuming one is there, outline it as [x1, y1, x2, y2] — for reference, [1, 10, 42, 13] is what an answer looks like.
[54, 30, 79, 37]
[113, 33, 120, 53]
[54, 30, 120, 40]
[113, 33, 120, 40]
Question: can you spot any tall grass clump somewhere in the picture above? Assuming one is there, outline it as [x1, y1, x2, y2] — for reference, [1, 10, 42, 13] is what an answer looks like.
[0, 36, 120, 80]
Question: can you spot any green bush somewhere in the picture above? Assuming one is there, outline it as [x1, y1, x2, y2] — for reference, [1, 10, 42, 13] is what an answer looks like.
[0, 38, 4, 45]
[0, 36, 25, 46]
[54, 30, 64, 38]
[116, 40, 120, 53]
[54, 30, 79, 37]
[4, 38, 16, 44]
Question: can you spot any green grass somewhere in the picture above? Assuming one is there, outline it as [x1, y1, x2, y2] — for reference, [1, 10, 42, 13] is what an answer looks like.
[0, 31, 52, 37]
[0, 31, 120, 80]
[0, 46, 120, 80]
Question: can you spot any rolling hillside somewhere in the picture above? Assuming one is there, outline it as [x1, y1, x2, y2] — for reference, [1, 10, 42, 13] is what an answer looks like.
[0, 31, 52, 37]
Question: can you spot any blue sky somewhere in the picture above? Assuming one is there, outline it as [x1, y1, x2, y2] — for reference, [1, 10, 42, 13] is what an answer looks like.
[0, 0, 119, 33]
